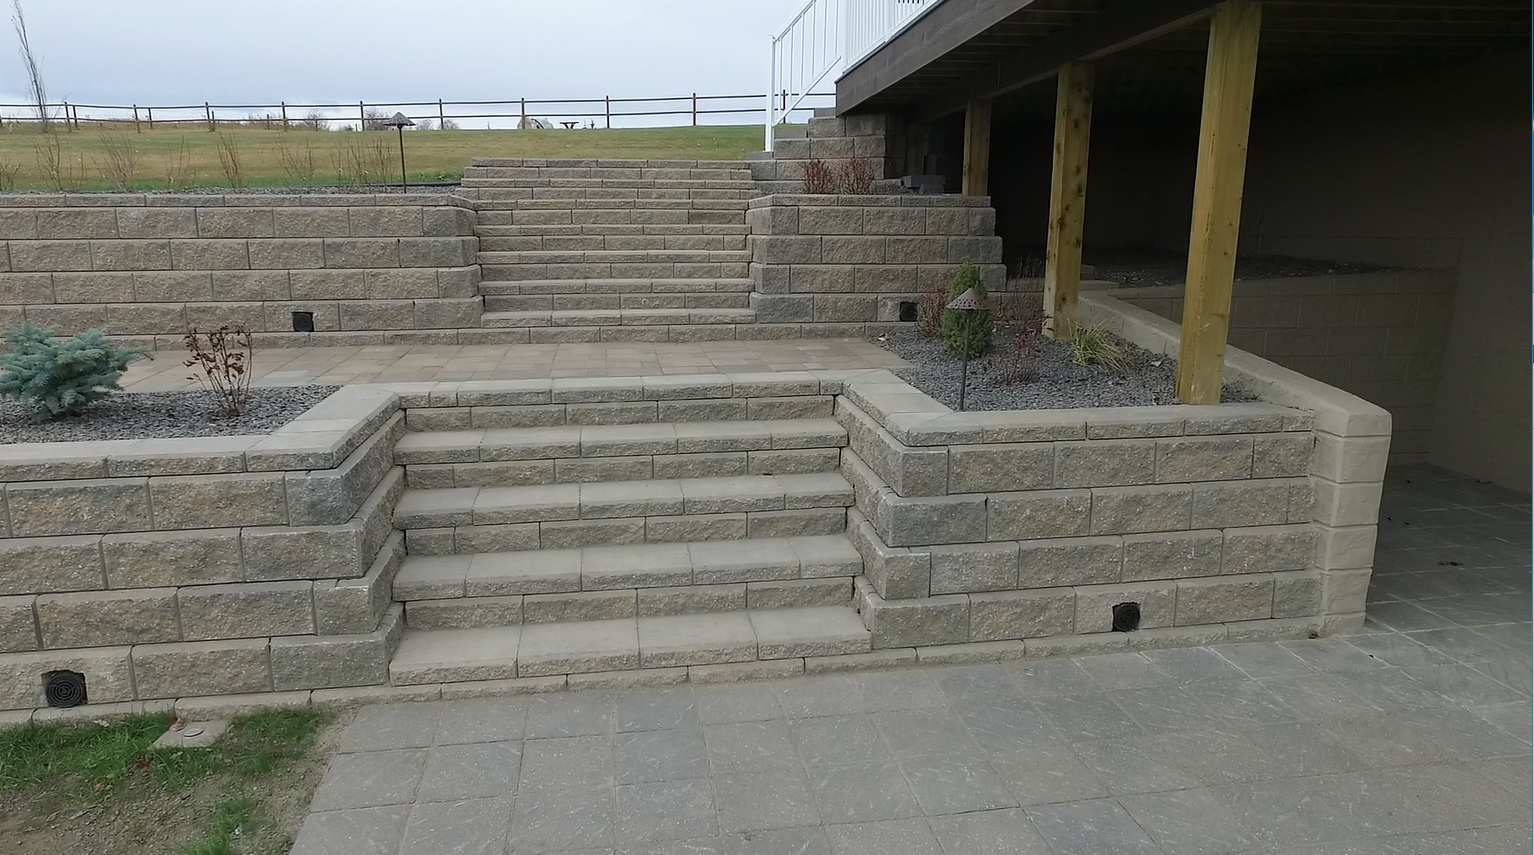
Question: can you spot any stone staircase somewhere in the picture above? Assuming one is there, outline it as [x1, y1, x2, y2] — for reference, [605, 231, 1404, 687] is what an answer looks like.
[383, 386, 876, 684]
[463, 158, 761, 342]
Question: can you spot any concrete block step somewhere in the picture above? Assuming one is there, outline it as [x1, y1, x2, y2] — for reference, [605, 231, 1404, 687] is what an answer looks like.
[387, 604, 871, 682]
[395, 418, 846, 466]
[469, 158, 758, 170]
[461, 177, 758, 190]
[474, 208, 747, 227]
[479, 307, 756, 328]
[468, 323, 770, 343]
[479, 250, 750, 265]
[483, 292, 750, 311]
[464, 166, 754, 181]
[478, 233, 746, 252]
[466, 188, 758, 202]
[394, 472, 852, 530]
[475, 223, 749, 237]
[773, 124, 809, 140]
[393, 533, 861, 614]
[471, 198, 753, 212]
[478, 278, 754, 296]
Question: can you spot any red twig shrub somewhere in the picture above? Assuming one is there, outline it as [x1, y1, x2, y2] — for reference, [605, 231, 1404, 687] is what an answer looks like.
[917, 284, 947, 338]
[800, 159, 837, 194]
[183, 325, 253, 417]
[835, 158, 876, 195]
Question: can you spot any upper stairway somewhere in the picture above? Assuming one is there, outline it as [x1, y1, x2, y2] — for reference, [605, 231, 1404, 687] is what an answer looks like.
[384, 376, 874, 684]
[461, 158, 762, 341]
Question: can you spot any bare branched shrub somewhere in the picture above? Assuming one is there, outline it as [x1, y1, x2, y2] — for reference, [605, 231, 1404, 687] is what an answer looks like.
[10, 0, 49, 130]
[300, 110, 327, 131]
[414, 119, 434, 131]
[33, 133, 67, 189]
[993, 296, 1045, 384]
[917, 284, 946, 338]
[0, 160, 19, 191]
[95, 131, 138, 190]
[330, 134, 391, 185]
[800, 159, 836, 194]
[361, 108, 389, 130]
[439, 117, 459, 130]
[214, 133, 243, 187]
[164, 135, 197, 188]
[183, 326, 253, 418]
[834, 158, 876, 195]
[1011, 255, 1046, 279]
[277, 139, 317, 184]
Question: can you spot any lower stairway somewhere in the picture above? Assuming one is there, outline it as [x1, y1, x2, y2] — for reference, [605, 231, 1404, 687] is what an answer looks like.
[384, 403, 873, 684]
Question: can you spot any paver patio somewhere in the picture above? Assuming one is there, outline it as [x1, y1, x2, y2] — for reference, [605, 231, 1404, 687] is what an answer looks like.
[120, 339, 906, 392]
[289, 464, 1530, 855]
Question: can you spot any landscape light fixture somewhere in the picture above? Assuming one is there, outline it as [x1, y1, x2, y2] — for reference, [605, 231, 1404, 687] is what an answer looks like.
[383, 112, 415, 190]
[945, 286, 983, 411]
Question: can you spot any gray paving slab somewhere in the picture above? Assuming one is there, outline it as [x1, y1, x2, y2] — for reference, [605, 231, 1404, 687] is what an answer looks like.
[294, 466, 1531, 855]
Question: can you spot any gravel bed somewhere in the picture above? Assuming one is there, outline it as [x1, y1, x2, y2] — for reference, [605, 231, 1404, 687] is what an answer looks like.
[1079, 249, 1385, 289]
[0, 386, 340, 444]
[877, 330, 1257, 411]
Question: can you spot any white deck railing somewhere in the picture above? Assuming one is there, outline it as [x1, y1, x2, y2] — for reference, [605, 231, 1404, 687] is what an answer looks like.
[767, 0, 945, 149]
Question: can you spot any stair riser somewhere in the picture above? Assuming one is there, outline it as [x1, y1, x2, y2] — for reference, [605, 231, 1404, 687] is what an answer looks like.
[481, 309, 754, 328]
[476, 209, 745, 225]
[473, 199, 750, 212]
[479, 280, 753, 295]
[479, 236, 747, 252]
[476, 224, 749, 236]
[402, 577, 854, 629]
[484, 294, 750, 311]
[481, 263, 748, 282]
[464, 168, 754, 181]
[469, 158, 758, 170]
[462, 178, 756, 190]
[403, 508, 847, 556]
[404, 448, 841, 489]
[465, 188, 757, 201]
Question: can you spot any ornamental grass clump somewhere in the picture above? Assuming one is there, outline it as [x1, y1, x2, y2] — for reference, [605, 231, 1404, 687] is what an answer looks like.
[941, 262, 993, 359]
[1071, 322, 1129, 372]
[0, 323, 143, 417]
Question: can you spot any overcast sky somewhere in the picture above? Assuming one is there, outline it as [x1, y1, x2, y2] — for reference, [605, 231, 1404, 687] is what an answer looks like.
[3, 0, 816, 126]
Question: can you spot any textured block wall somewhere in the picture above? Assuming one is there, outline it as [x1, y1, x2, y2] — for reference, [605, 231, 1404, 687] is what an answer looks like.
[746, 194, 1008, 330]
[1109, 270, 1453, 463]
[0, 194, 481, 349]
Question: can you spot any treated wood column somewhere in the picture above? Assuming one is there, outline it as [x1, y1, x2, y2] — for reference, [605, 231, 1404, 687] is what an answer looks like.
[1042, 62, 1094, 339]
[1176, 0, 1262, 403]
[961, 97, 992, 195]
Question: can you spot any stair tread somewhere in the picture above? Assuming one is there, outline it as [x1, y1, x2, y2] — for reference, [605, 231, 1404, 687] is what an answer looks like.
[394, 533, 860, 600]
[394, 471, 853, 528]
[479, 307, 755, 327]
[397, 418, 845, 462]
[388, 605, 870, 682]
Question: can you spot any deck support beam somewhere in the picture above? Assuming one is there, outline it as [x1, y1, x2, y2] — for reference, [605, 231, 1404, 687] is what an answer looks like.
[1176, 0, 1262, 403]
[1042, 62, 1094, 340]
[961, 98, 992, 195]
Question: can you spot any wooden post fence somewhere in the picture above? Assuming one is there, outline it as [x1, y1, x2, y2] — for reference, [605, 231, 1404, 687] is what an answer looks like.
[691, 92, 698, 126]
[146, 107, 154, 129]
[205, 101, 213, 131]
[519, 98, 527, 128]
[604, 96, 610, 129]
[358, 100, 365, 130]
[132, 105, 141, 133]
[438, 99, 445, 128]
[280, 100, 288, 129]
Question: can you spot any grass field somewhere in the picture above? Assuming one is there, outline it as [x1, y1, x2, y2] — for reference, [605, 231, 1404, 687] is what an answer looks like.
[0, 124, 767, 192]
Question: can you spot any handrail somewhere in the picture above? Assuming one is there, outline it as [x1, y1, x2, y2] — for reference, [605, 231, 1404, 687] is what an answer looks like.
[765, 0, 945, 151]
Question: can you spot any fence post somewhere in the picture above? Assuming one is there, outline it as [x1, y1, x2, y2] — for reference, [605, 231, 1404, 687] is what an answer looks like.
[280, 101, 288, 130]
[205, 101, 213, 131]
[132, 104, 140, 133]
[519, 98, 526, 128]
[62, 100, 71, 131]
[359, 100, 366, 130]
[146, 106, 154, 129]
[692, 92, 697, 127]
[604, 96, 610, 129]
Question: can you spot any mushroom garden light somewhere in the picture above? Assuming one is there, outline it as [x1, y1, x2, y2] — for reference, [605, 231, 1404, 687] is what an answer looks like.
[946, 286, 983, 411]
[383, 112, 415, 190]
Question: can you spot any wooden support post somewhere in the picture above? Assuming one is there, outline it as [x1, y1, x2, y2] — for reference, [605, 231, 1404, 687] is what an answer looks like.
[1042, 62, 1094, 340]
[438, 99, 445, 128]
[604, 96, 610, 129]
[691, 92, 698, 127]
[132, 105, 140, 133]
[1176, 0, 1262, 403]
[961, 97, 991, 195]
[358, 100, 366, 130]
[520, 97, 527, 128]
[205, 101, 213, 131]
[146, 106, 154, 129]
[280, 100, 288, 130]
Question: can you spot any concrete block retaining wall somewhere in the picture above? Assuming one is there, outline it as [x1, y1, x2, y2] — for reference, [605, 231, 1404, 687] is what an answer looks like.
[747, 194, 1009, 332]
[836, 289, 1389, 655]
[1108, 270, 1454, 463]
[0, 194, 480, 350]
[0, 386, 409, 711]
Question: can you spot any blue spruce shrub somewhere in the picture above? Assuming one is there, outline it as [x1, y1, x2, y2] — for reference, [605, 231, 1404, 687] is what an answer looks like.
[0, 323, 143, 416]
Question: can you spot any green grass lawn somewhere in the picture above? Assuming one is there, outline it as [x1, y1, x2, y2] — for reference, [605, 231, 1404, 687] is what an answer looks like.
[0, 709, 332, 855]
[0, 124, 765, 192]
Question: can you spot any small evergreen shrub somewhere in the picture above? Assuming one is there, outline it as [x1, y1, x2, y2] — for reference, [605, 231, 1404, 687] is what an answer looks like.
[0, 324, 143, 417]
[941, 262, 993, 358]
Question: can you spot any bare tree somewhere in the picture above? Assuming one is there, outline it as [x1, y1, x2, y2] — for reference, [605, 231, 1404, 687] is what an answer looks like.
[10, 0, 49, 129]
